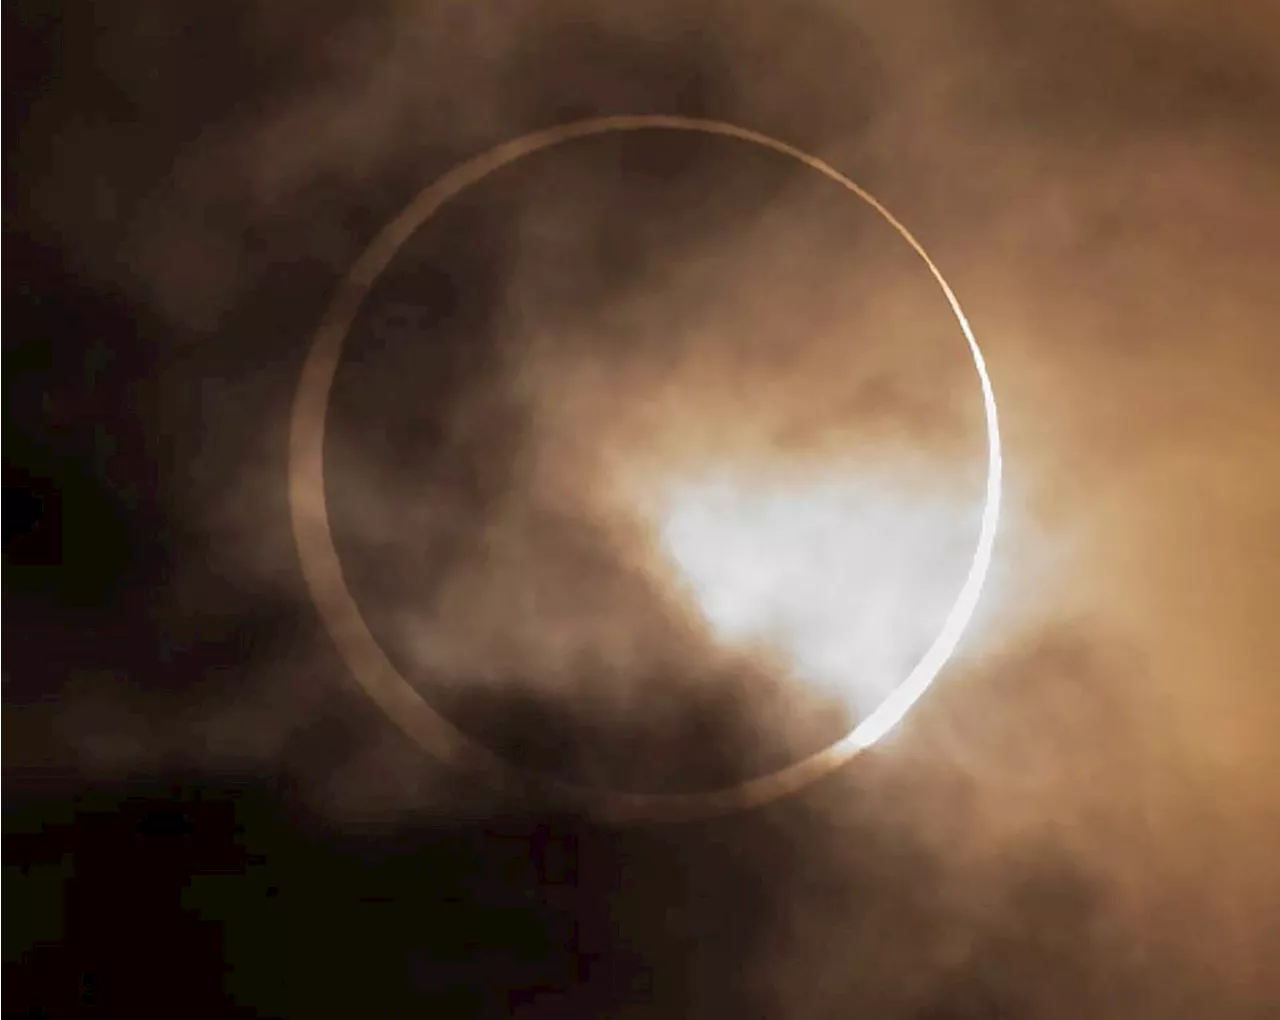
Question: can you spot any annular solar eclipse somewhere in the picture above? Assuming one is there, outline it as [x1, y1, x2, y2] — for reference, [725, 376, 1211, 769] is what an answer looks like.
[288, 115, 1003, 824]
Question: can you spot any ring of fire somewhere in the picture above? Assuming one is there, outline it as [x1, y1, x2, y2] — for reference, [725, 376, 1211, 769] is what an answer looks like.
[288, 115, 1003, 824]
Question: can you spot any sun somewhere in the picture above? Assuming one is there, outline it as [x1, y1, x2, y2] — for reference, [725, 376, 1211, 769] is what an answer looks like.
[289, 115, 1002, 819]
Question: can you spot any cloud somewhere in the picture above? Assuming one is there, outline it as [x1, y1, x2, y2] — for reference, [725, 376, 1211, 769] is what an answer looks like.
[8, 0, 1279, 1014]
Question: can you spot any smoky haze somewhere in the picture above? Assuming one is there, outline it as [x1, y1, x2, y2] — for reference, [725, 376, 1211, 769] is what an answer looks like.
[7, 1, 1280, 1016]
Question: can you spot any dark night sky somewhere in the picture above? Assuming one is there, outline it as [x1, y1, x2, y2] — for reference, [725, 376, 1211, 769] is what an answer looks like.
[6, 2, 1280, 1017]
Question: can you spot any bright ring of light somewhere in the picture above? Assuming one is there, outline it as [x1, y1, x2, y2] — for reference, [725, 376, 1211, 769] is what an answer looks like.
[288, 115, 1003, 824]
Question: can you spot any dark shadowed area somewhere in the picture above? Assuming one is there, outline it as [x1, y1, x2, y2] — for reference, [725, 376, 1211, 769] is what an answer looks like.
[7, 1, 1279, 1017]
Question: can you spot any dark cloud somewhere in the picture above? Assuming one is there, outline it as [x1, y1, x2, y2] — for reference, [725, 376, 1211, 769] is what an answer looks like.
[7, 0, 1279, 1015]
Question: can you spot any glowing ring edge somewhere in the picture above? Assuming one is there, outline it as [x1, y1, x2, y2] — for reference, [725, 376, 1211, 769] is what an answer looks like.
[287, 114, 1003, 824]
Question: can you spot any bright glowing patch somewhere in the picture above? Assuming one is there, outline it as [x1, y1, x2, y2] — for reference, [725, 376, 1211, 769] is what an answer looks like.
[653, 470, 978, 717]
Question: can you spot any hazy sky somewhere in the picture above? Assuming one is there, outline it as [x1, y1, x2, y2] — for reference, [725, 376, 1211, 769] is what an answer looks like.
[8, 1, 1280, 1015]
